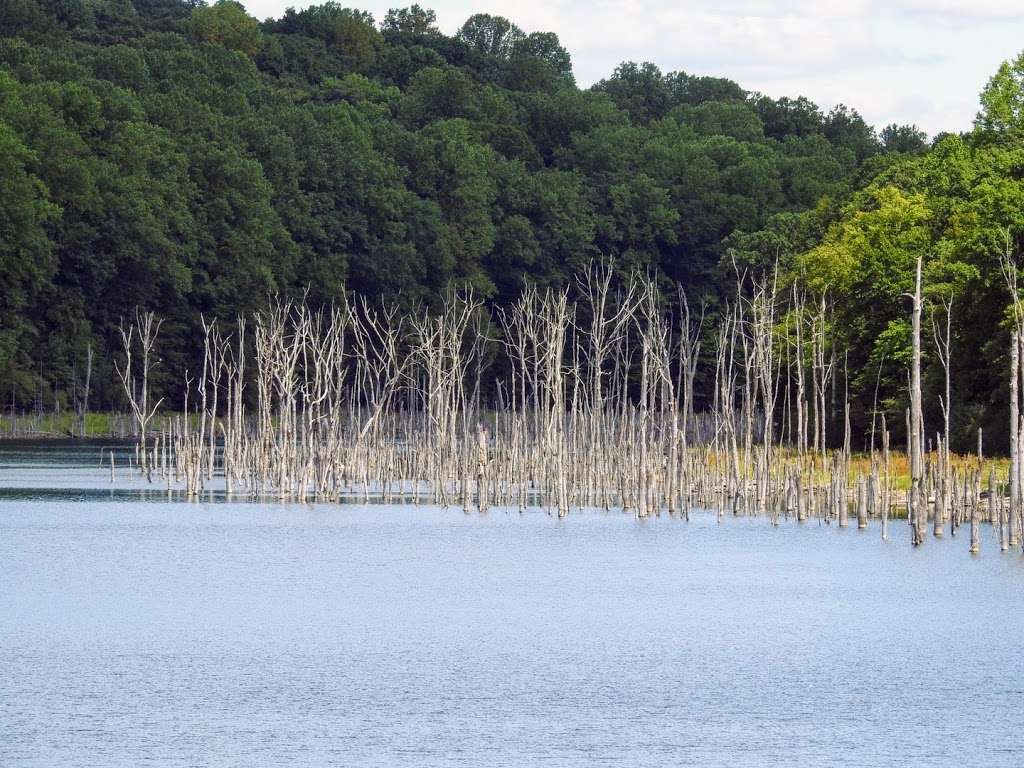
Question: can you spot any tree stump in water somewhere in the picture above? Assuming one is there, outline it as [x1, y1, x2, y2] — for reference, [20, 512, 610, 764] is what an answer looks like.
[970, 498, 980, 554]
[856, 476, 868, 529]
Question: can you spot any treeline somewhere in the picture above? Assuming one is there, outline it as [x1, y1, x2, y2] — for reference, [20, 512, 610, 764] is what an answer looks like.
[748, 52, 1024, 452]
[1, 0, 905, 412]
[3, 1, 1020, 453]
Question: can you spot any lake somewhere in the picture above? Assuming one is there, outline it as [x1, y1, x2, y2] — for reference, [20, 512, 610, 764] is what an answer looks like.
[2, 441, 1023, 767]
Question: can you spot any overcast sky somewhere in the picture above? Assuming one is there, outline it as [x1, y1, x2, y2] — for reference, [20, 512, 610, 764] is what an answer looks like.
[240, 0, 1024, 137]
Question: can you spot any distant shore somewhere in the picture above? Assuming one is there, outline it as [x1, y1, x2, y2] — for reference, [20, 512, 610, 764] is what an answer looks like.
[2, 412, 147, 441]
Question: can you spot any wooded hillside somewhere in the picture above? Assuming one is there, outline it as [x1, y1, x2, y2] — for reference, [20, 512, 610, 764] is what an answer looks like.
[2, 1, 1021, 451]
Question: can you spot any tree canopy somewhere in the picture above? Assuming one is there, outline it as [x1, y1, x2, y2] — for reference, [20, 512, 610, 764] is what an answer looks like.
[5, 0, 1017, 453]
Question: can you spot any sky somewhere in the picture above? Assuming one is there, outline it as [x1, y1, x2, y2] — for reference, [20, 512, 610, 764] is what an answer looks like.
[239, 0, 1024, 137]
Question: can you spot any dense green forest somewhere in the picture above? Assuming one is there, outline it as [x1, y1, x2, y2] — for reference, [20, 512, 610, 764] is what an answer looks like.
[0, 0, 1021, 449]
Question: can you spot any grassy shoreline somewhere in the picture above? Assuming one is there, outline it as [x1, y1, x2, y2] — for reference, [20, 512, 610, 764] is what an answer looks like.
[2, 412, 139, 440]
[2, 412, 1011, 495]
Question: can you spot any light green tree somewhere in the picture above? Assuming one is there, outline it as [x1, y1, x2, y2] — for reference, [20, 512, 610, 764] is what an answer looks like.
[190, 1, 263, 57]
[976, 50, 1024, 135]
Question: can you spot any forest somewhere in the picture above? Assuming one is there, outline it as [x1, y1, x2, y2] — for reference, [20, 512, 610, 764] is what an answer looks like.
[0, 0, 1022, 451]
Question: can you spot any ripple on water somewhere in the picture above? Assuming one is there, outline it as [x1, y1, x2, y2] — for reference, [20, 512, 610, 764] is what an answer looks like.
[1, 443, 1024, 767]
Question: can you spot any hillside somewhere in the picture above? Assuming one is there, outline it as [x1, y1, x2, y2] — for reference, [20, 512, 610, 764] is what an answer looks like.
[0, 0, 898, 410]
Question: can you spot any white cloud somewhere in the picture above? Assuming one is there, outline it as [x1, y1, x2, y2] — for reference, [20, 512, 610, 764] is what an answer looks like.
[894, 0, 1024, 19]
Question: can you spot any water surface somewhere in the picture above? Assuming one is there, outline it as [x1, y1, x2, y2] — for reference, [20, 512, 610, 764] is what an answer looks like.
[2, 443, 1023, 767]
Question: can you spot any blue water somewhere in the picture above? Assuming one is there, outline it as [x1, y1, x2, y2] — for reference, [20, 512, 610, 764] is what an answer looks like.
[2, 442, 1023, 767]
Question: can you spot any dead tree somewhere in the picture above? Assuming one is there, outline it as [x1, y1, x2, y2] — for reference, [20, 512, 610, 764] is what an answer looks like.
[931, 296, 954, 538]
[73, 343, 93, 438]
[115, 309, 164, 480]
[908, 255, 925, 546]
[1001, 228, 1023, 548]
[931, 297, 953, 466]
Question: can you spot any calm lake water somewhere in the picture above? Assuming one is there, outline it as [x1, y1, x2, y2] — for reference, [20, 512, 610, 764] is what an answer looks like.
[2, 441, 1024, 767]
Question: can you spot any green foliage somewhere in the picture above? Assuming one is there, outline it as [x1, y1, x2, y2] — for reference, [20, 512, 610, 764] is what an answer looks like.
[672, 101, 764, 142]
[772, 67, 1024, 450]
[381, 5, 437, 36]
[880, 123, 927, 154]
[976, 51, 1024, 136]
[822, 104, 879, 163]
[752, 95, 822, 139]
[800, 186, 931, 296]
[456, 13, 523, 59]
[510, 32, 572, 89]
[270, 3, 381, 71]
[190, 1, 263, 57]
[0, 0, 915, 414]
[0, 119, 59, 378]
[593, 61, 673, 123]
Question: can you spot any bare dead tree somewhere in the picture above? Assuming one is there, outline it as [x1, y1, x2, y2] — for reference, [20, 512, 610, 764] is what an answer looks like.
[908, 255, 925, 546]
[1000, 228, 1023, 549]
[73, 343, 93, 438]
[115, 308, 164, 480]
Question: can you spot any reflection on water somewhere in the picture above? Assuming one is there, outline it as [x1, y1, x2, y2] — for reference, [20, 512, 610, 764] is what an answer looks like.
[0, 439, 146, 493]
[2, 442, 1024, 767]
